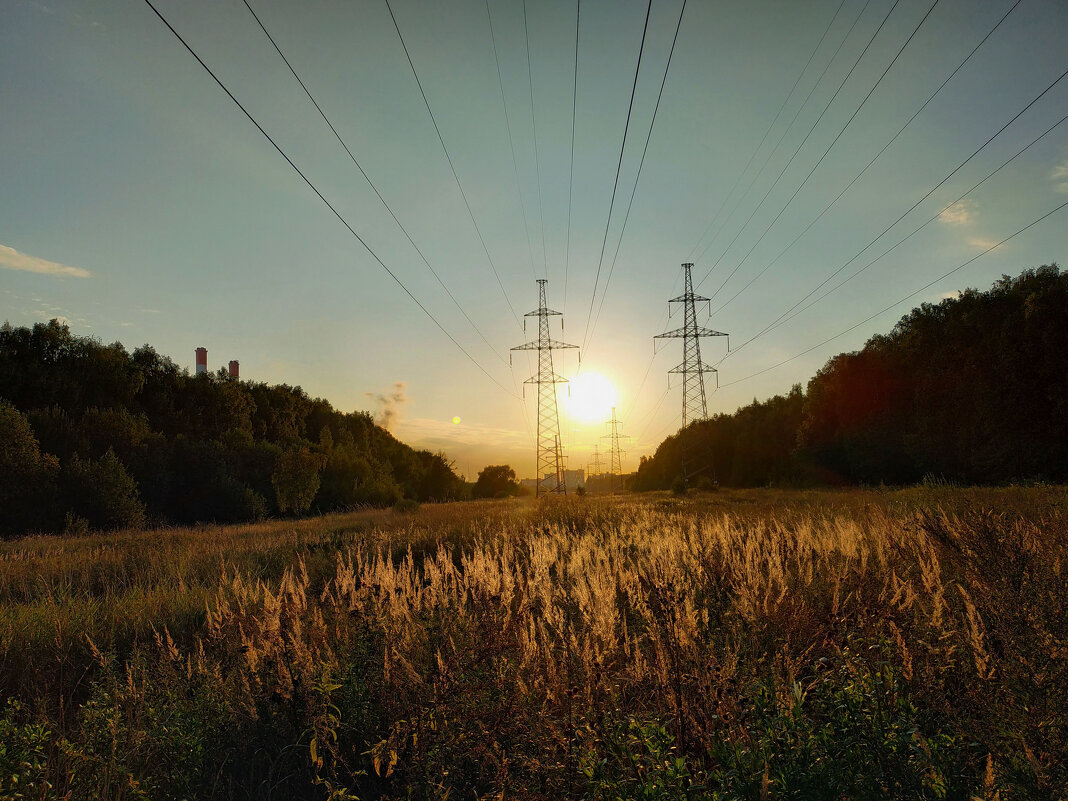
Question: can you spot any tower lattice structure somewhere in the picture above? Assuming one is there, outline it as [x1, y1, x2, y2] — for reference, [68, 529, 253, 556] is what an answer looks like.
[655, 263, 728, 426]
[512, 279, 578, 496]
[587, 444, 606, 478]
[602, 406, 630, 490]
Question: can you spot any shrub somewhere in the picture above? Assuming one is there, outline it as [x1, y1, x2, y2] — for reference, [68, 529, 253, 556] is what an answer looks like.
[61, 450, 146, 530]
[0, 699, 51, 799]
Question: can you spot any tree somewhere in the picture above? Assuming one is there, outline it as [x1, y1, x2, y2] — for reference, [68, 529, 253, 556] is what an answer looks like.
[272, 447, 325, 514]
[62, 450, 146, 531]
[0, 399, 59, 536]
[474, 465, 519, 499]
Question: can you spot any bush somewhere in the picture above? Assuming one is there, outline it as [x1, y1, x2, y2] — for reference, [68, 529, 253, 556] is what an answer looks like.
[62, 450, 145, 531]
[0, 699, 51, 799]
[709, 646, 965, 800]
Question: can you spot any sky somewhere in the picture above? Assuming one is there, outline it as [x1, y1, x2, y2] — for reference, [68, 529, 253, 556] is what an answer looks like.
[2, 0, 1066, 480]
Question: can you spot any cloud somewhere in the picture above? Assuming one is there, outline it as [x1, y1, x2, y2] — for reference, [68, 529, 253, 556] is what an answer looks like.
[967, 236, 1000, 250]
[365, 382, 408, 431]
[0, 243, 91, 278]
[1052, 160, 1068, 193]
[937, 199, 975, 226]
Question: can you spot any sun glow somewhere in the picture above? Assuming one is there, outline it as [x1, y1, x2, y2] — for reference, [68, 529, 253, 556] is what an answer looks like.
[566, 372, 618, 424]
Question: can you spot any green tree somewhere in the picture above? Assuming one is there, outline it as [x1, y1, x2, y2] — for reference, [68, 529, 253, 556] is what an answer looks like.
[474, 465, 519, 499]
[0, 399, 59, 535]
[272, 446, 325, 514]
[62, 450, 146, 531]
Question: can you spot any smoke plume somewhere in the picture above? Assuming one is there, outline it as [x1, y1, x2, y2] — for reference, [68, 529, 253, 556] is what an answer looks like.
[366, 381, 408, 431]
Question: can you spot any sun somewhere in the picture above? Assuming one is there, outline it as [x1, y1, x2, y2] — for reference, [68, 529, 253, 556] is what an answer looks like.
[566, 372, 618, 424]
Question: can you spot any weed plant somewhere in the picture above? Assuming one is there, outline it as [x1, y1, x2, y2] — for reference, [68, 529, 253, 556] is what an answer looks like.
[0, 487, 1065, 799]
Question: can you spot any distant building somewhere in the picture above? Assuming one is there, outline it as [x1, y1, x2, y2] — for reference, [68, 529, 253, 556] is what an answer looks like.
[519, 468, 585, 494]
[195, 347, 207, 375]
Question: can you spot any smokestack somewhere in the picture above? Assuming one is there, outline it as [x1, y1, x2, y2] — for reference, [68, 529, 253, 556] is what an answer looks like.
[195, 347, 207, 375]
[228, 360, 239, 379]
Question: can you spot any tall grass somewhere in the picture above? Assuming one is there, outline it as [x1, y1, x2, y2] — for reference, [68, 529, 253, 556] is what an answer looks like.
[1, 488, 1065, 799]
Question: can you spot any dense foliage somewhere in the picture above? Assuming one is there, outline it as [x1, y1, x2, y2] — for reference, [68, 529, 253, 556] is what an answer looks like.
[0, 322, 464, 536]
[473, 463, 520, 498]
[1, 489, 1064, 799]
[635, 265, 1068, 490]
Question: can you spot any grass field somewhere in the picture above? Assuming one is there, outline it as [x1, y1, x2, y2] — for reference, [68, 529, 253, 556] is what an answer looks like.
[1, 487, 1066, 800]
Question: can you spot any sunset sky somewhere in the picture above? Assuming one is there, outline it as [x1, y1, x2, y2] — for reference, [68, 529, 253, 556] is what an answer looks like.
[3, 0, 1066, 478]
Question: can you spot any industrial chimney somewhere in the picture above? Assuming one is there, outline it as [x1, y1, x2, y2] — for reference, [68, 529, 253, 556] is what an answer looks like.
[195, 347, 207, 375]
[228, 360, 239, 379]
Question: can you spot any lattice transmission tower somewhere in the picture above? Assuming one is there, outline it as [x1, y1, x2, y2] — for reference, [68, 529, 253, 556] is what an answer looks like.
[587, 444, 606, 478]
[512, 279, 578, 496]
[655, 263, 729, 426]
[602, 407, 630, 490]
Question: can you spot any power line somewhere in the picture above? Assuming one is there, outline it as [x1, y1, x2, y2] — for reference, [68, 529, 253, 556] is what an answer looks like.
[521, 0, 549, 278]
[585, 0, 689, 355]
[581, 0, 654, 351]
[635, 386, 670, 448]
[239, 0, 509, 368]
[727, 108, 1068, 356]
[719, 197, 1068, 389]
[139, 0, 517, 399]
[383, 0, 522, 325]
[704, 0, 941, 306]
[724, 65, 1068, 357]
[485, 0, 538, 282]
[696, 0, 904, 291]
[623, 0, 847, 434]
[563, 0, 581, 316]
[710, 0, 1025, 317]
[691, 0, 874, 276]
[685, 0, 849, 263]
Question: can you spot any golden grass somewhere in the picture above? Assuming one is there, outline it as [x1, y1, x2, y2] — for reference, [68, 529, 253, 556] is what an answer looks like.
[1, 487, 1066, 799]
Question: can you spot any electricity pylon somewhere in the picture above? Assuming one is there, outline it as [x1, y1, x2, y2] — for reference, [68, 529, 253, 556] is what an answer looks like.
[512, 279, 578, 496]
[602, 406, 630, 490]
[587, 444, 606, 477]
[654, 263, 728, 426]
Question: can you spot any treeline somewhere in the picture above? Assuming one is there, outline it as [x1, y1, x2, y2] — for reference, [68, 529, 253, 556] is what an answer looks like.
[0, 322, 464, 537]
[634, 264, 1068, 490]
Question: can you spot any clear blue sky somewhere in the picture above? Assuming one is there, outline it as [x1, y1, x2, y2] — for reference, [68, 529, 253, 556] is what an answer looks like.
[3, 0, 1066, 478]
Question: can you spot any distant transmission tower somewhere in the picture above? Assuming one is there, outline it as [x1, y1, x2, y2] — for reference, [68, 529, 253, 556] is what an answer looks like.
[587, 444, 606, 478]
[602, 406, 630, 490]
[655, 263, 728, 426]
[513, 279, 578, 496]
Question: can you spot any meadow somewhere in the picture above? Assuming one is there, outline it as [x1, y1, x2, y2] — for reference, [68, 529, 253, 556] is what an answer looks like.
[1, 487, 1066, 800]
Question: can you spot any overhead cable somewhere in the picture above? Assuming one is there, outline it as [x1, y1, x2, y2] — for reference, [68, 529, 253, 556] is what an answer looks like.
[719, 197, 1068, 389]
[710, 0, 1025, 317]
[580, 0, 654, 351]
[141, 0, 518, 398]
[240, 0, 510, 367]
[705, 0, 942, 305]
[383, 0, 523, 325]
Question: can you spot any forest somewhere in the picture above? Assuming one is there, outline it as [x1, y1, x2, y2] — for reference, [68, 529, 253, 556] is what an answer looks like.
[0, 322, 464, 537]
[635, 264, 1068, 490]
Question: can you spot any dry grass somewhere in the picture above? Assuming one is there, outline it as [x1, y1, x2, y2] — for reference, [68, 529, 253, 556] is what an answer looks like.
[1, 487, 1066, 799]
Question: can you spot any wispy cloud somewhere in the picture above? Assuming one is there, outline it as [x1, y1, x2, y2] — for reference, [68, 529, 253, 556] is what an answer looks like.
[0, 243, 91, 278]
[938, 199, 975, 226]
[1052, 159, 1068, 193]
[967, 236, 1000, 250]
